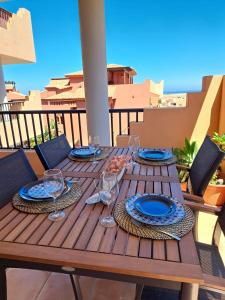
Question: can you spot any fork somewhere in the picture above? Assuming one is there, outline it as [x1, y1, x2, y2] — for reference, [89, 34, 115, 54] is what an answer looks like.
[131, 219, 181, 241]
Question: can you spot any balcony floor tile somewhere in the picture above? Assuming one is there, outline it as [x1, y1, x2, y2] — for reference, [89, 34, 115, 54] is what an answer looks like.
[6, 269, 224, 300]
[7, 269, 50, 300]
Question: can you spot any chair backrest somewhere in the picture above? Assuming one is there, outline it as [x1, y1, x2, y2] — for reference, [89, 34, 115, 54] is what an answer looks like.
[0, 149, 37, 208]
[189, 136, 225, 196]
[34, 134, 71, 170]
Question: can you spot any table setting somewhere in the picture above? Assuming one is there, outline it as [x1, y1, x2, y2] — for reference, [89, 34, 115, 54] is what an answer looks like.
[85, 174, 194, 239]
[83, 152, 194, 239]
[132, 148, 177, 166]
[68, 135, 111, 163]
[114, 193, 195, 240]
[12, 169, 82, 219]
[125, 134, 177, 167]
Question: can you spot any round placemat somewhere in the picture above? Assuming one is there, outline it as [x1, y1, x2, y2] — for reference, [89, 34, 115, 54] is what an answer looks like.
[114, 199, 195, 239]
[68, 147, 111, 162]
[133, 153, 177, 166]
[12, 183, 82, 214]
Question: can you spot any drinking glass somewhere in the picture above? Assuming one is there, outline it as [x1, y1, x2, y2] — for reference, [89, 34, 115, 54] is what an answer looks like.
[43, 169, 65, 221]
[89, 135, 100, 165]
[93, 176, 104, 202]
[128, 135, 140, 166]
[99, 172, 119, 227]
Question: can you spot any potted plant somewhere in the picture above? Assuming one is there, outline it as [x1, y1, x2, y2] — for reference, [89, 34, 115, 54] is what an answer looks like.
[173, 138, 198, 190]
[203, 133, 225, 206]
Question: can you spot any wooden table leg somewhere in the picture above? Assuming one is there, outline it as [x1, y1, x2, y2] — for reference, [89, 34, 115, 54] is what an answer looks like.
[181, 283, 199, 300]
[0, 266, 7, 300]
[135, 284, 144, 300]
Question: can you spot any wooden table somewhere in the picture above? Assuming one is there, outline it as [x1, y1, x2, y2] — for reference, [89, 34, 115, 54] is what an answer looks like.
[0, 147, 203, 300]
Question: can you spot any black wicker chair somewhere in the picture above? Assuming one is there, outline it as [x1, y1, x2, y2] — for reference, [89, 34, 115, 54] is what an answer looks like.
[177, 135, 225, 197]
[0, 148, 82, 299]
[179, 135, 225, 296]
[139, 136, 225, 299]
[34, 134, 71, 170]
[180, 203, 225, 298]
[0, 149, 37, 208]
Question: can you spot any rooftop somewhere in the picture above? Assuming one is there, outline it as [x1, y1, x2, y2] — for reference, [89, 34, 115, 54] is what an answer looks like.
[43, 85, 116, 100]
[45, 79, 70, 90]
[65, 64, 137, 77]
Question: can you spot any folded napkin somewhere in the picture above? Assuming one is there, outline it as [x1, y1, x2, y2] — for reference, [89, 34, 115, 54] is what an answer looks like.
[85, 168, 126, 205]
[85, 191, 111, 205]
[85, 193, 100, 204]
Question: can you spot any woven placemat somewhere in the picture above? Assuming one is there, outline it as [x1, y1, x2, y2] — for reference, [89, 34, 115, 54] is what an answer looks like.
[133, 153, 177, 166]
[12, 183, 82, 214]
[114, 200, 195, 239]
[68, 147, 111, 162]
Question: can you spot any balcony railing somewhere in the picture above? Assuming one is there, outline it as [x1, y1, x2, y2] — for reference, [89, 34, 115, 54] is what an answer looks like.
[0, 8, 12, 28]
[0, 102, 24, 111]
[0, 108, 144, 149]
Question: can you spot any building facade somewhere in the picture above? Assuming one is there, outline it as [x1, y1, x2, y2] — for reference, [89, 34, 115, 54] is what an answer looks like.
[0, 7, 35, 103]
[41, 64, 163, 111]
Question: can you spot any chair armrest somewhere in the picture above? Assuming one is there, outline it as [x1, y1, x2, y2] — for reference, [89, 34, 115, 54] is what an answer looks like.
[184, 200, 222, 214]
[182, 192, 204, 203]
[176, 164, 191, 171]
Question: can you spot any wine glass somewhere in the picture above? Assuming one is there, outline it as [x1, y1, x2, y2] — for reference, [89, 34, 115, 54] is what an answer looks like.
[43, 169, 65, 221]
[99, 172, 119, 227]
[89, 135, 100, 164]
[93, 175, 104, 202]
[128, 135, 140, 166]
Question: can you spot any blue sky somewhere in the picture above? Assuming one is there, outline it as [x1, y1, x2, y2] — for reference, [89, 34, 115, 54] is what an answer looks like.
[1, 0, 225, 94]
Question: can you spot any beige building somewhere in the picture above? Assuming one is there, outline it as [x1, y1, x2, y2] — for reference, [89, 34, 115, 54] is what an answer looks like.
[0, 7, 38, 148]
[41, 64, 164, 110]
[0, 7, 35, 104]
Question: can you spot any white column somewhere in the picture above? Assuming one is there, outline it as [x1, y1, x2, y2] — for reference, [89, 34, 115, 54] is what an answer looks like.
[78, 0, 110, 146]
[0, 65, 6, 104]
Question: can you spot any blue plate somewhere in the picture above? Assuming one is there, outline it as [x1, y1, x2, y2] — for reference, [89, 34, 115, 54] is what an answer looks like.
[19, 180, 73, 202]
[71, 147, 96, 157]
[19, 180, 51, 202]
[138, 150, 172, 161]
[125, 194, 185, 226]
[134, 194, 176, 217]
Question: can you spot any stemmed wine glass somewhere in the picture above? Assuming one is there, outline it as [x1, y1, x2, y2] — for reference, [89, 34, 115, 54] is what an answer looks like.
[99, 172, 119, 227]
[128, 135, 140, 167]
[43, 169, 65, 221]
[89, 135, 100, 165]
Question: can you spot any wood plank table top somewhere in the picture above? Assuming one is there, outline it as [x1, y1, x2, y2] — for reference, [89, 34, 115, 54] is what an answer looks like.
[0, 147, 203, 285]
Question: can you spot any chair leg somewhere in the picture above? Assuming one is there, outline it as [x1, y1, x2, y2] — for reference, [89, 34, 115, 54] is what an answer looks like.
[69, 274, 83, 300]
[135, 284, 144, 300]
[180, 283, 199, 300]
